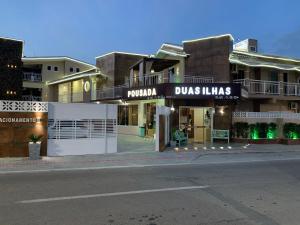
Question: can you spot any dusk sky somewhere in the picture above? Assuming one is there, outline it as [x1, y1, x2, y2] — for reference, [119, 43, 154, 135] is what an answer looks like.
[1, 0, 300, 63]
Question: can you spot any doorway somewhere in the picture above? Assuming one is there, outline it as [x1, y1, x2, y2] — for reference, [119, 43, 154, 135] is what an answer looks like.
[179, 107, 213, 144]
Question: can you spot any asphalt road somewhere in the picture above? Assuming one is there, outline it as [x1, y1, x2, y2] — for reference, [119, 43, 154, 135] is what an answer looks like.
[1, 159, 300, 225]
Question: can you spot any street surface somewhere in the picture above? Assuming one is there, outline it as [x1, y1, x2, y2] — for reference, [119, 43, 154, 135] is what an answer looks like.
[1, 156, 300, 225]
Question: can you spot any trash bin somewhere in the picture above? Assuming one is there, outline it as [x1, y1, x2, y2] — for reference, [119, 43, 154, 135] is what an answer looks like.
[139, 126, 145, 137]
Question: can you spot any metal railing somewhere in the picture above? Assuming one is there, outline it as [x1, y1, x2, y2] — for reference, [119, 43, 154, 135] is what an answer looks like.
[23, 72, 42, 82]
[130, 73, 214, 87]
[233, 111, 300, 120]
[22, 95, 42, 101]
[283, 82, 300, 96]
[233, 79, 280, 95]
[184, 75, 213, 83]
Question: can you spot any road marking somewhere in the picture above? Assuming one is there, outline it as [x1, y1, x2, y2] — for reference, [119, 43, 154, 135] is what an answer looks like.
[18, 185, 209, 204]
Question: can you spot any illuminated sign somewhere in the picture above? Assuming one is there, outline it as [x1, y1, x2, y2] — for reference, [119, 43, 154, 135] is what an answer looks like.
[84, 81, 91, 92]
[174, 86, 231, 96]
[123, 83, 240, 100]
[0, 117, 42, 123]
[127, 88, 157, 98]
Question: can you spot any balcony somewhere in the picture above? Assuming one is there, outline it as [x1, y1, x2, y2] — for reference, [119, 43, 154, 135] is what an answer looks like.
[94, 85, 128, 100]
[129, 73, 214, 87]
[22, 95, 42, 101]
[23, 72, 42, 82]
[233, 79, 300, 96]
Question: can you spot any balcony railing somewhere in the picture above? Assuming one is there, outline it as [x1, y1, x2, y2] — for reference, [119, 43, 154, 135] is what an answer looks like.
[234, 79, 280, 95]
[130, 73, 214, 87]
[233, 111, 300, 120]
[184, 75, 214, 83]
[23, 72, 42, 82]
[283, 83, 300, 96]
[95, 85, 128, 100]
[22, 95, 42, 101]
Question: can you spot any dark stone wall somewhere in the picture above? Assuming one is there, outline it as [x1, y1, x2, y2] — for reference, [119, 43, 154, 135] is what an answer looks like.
[115, 54, 144, 86]
[183, 36, 232, 82]
[96, 53, 144, 87]
[0, 38, 23, 100]
[96, 54, 115, 87]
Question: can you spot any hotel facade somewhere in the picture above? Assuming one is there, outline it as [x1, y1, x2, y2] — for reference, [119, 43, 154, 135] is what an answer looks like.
[2, 34, 300, 145]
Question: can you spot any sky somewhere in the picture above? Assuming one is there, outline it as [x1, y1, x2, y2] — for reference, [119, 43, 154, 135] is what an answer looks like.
[1, 0, 300, 64]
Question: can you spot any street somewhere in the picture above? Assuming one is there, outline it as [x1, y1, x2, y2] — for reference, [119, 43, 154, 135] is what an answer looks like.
[1, 157, 300, 225]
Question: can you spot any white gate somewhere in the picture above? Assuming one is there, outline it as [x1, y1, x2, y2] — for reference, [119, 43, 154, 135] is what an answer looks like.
[48, 102, 117, 156]
[155, 106, 171, 151]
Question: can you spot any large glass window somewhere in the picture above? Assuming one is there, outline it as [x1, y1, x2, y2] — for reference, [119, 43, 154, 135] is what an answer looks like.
[118, 105, 138, 126]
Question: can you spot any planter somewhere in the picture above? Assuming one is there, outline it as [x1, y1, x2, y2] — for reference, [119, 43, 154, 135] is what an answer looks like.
[280, 139, 300, 145]
[28, 142, 41, 160]
[248, 139, 280, 144]
[232, 138, 280, 144]
[231, 138, 248, 143]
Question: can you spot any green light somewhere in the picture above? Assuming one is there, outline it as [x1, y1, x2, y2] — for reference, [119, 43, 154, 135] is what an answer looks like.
[291, 132, 298, 139]
[267, 126, 276, 139]
[251, 128, 259, 140]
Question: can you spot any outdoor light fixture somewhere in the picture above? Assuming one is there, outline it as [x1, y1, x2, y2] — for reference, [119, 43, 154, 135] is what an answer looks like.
[219, 107, 224, 115]
[171, 105, 175, 112]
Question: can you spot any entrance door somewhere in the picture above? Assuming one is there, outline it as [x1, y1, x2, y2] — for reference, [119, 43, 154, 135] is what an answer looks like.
[179, 107, 213, 144]
[194, 108, 206, 143]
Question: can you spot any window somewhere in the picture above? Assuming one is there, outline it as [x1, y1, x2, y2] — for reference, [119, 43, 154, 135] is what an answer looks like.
[70, 67, 74, 72]
[270, 71, 278, 81]
[47, 66, 51, 71]
[250, 46, 257, 52]
[118, 105, 138, 126]
[233, 70, 244, 80]
[54, 66, 58, 71]
[76, 68, 80, 72]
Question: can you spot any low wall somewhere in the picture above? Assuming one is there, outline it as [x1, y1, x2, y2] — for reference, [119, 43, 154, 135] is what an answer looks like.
[117, 125, 139, 136]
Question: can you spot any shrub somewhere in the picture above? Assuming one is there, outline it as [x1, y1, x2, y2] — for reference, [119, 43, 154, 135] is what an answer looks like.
[283, 123, 298, 139]
[28, 134, 43, 144]
[257, 123, 268, 139]
[233, 122, 249, 138]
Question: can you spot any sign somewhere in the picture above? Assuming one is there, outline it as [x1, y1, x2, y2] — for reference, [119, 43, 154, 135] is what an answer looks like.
[125, 87, 160, 99]
[171, 84, 240, 100]
[84, 81, 91, 92]
[0, 117, 42, 123]
[123, 83, 241, 100]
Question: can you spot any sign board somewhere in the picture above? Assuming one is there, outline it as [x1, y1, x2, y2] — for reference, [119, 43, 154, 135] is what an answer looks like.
[123, 83, 241, 100]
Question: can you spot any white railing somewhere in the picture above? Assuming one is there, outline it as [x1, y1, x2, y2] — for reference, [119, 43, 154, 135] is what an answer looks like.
[0, 100, 48, 112]
[23, 72, 42, 82]
[233, 111, 300, 120]
[234, 79, 300, 96]
[283, 82, 300, 96]
[183, 75, 214, 83]
[95, 85, 128, 100]
[22, 95, 42, 101]
[48, 119, 117, 140]
[234, 79, 280, 95]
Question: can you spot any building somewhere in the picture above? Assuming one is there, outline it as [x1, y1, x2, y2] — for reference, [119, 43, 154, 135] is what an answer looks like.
[21, 56, 100, 102]
[3, 34, 300, 145]
[0, 37, 23, 100]
[91, 34, 300, 143]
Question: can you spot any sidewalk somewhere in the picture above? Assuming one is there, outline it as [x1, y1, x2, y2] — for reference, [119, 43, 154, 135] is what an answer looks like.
[1, 144, 300, 174]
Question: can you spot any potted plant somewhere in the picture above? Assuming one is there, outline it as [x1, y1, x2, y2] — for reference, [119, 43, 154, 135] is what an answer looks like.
[28, 134, 43, 160]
